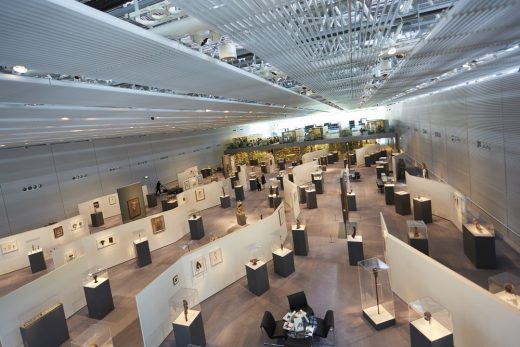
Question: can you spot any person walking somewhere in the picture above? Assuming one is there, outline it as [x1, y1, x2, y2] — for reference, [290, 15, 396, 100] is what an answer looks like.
[261, 174, 266, 188]
[155, 180, 162, 195]
[256, 177, 262, 191]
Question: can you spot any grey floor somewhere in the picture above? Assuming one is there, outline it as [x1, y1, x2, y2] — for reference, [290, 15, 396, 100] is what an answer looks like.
[2, 160, 520, 347]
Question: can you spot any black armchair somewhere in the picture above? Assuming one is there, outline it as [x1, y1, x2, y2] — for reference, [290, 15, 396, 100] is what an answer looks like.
[314, 310, 335, 345]
[260, 311, 286, 345]
[287, 291, 314, 316]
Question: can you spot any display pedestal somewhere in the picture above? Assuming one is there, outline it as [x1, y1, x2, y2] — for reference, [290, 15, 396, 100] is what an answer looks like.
[384, 184, 395, 205]
[313, 179, 323, 194]
[364, 155, 372, 167]
[327, 153, 334, 164]
[306, 190, 317, 209]
[134, 238, 152, 267]
[288, 173, 294, 182]
[188, 216, 205, 240]
[278, 161, 286, 170]
[409, 319, 454, 347]
[172, 310, 207, 347]
[83, 277, 115, 319]
[161, 199, 178, 212]
[28, 249, 46, 274]
[363, 305, 396, 330]
[347, 192, 357, 211]
[394, 191, 411, 215]
[298, 185, 307, 204]
[20, 303, 69, 347]
[234, 185, 245, 201]
[409, 235, 429, 256]
[272, 248, 295, 277]
[90, 211, 105, 227]
[463, 224, 496, 269]
[249, 178, 257, 191]
[220, 195, 230, 208]
[261, 164, 267, 173]
[413, 198, 432, 223]
[146, 193, 157, 208]
[292, 225, 309, 256]
[347, 235, 364, 266]
[376, 166, 385, 179]
[332, 151, 339, 162]
[277, 176, 284, 190]
[349, 153, 357, 165]
[236, 213, 247, 226]
[273, 196, 282, 209]
[246, 261, 269, 296]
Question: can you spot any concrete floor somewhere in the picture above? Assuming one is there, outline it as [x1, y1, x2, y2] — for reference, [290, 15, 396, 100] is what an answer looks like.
[2, 159, 520, 347]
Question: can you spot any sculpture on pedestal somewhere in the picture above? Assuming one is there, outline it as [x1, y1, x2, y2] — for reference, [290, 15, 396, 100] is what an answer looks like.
[296, 219, 301, 229]
[183, 299, 188, 322]
[352, 225, 357, 238]
[423, 311, 432, 324]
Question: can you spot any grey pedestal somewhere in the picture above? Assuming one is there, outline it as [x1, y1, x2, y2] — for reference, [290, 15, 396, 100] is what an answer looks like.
[319, 155, 328, 165]
[364, 155, 372, 167]
[278, 161, 286, 170]
[249, 179, 257, 191]
[292, 225, 309, 256]
[220, 195, 230, 208]
[463, 224, 496, 269]
[306, 190, 317, 209]
[161, 199, 178, 212]
[413, 198, 433, 223]
[273, 248, 295, 277]
[134, 239, 152, 267]
[313, 179, 323, 194]
[410, 322, 454, 347]
[28, 250, 46, 273]
[409, 236, 429, 255]
[332, 151, 339, 162]
[376, 166, 385, 179]
[349, 153, 357, 165]
[246, 261, 270, 296]
[394, 192, 411, 215]
[288, 173, 294, 182]
[347, 192, 357, 211]
[172, 310, 207, 347]
[268, 195, 275, 208]
[327, 154, 334, 164]
[20, 303, 69, 347]
[384, 184, 395, 205]
[230, 175, 238, 187]
[234, 185, 245, 201]
[298, 185, 307, 204]
[273, 196, 282, 209]
[236, 213, 247, 226]
[347, 236, 364, 266]
[146, 193, 157, 208]
[90, 211, 105, 227]
[188, 217, 205, 240]
[83, 278, 115, 320]
[261, 164, 267, 173]
[277, 176, 284, 190]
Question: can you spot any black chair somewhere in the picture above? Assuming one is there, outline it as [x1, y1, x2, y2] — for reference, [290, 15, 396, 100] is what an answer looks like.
[313, 310, 335, 346]
[260, 311, 286, 346]
[287, 291, 314, 316]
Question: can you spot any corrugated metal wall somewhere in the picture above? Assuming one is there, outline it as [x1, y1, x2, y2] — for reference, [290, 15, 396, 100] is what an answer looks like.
[387, 73, 520, 245]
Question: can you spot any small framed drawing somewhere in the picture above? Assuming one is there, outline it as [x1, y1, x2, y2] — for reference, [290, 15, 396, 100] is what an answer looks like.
[172, 274, 180, 286]
[209, 248, 223, 266]
[97, 234, 116, 249]
[108, 195, 117, 205]
[197, 174, 203, 185]
[1, 240, 18, 255]
[70, 219, 84, 232]
[278, 206, 284, 226]
[127, 197, 141, 219]
[183, 179, 190, 192]
[151, 215, 166, 234]
[64, 249, 77, 263]
[53, 226, 64, 239]
[195, 187, 205, 202]
[192, 256, 206, 277]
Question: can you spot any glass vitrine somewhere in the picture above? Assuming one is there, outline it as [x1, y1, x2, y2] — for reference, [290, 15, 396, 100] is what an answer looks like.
[488, 272, 520, 310]
[408, 297, 453, 347]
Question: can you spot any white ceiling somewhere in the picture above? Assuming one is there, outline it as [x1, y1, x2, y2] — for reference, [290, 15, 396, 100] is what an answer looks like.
[0, 0, 336, 147]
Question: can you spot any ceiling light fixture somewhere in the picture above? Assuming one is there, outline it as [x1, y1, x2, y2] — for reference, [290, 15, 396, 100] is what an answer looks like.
[387, 47, 397, 55]
[61, 117, 70, 121]
[13, 65, 28, 74]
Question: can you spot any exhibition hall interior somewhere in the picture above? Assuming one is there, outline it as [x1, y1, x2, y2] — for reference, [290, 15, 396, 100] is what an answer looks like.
[0, 0, 520, 346]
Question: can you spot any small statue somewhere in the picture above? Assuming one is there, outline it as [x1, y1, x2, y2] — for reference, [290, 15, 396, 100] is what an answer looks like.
[93, 274, 98, 283]
[296, 219, 301, 229]
[414, 226, 420, 238]
[192, 213, 197, 219]
[280, 235, 284, 250]
[472, 218, 483, 232]
[250, 258, 258, 266]
[423, 311, 432, 324]
[93, 201, 99, 213]
[352, 225, 357, 238]
[236, 201, 244, 215]
[32, 245, 35, 251]
[89, 344, 98, 347]
[505, 283, 516, 295]
[183, 299, 189, 322]
[222, 187, 226, 196]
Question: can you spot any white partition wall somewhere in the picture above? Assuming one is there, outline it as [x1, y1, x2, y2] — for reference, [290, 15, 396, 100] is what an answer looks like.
[302, 149, 327, 163]
[292, 162, 317, 187]
[136, 205, 287, 347]
[381, 213, 520, 347]
[283, 178, 301, 220]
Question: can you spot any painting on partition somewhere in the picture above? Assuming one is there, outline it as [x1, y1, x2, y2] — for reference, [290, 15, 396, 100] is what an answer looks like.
[97, 234, 116, 249]
[209, 248, 223, 267]
[127, 197, 141, 219]
[64, 249, 77, 263]
[53, 226, 64, 239]
[108, 195, 117, 205]
[192, 256, 206, 277]
[70, 219, 84, 232]
[197, 174, 203, 185]
[151, 215, 166, 234]
[195, 187, 205, 202]
[183, 179, 191, 192]
[1, 240, 18, 255]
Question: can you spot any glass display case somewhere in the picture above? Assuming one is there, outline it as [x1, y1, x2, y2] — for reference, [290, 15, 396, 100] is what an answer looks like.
[488, 272, 520, 310]
[188, 210, 200, 220]
[346, 221, 361, 241]
[407, 220, 428, 240]
[282, 130, 297, 143]
[408, 297, 454, 347]
[71, 323, 113, 347]
[358, 258, 395, 329]
[83, 266, 109, 287]
[169, 288, 200, 323]
[463, 214, 495, 237]
[305, 183, 316, 192]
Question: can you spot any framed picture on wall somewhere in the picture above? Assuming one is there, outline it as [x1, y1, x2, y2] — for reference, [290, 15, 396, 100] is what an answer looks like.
[1, 240, 18, 255]
[209, 248, 223, 266]
[195, 187, 205, 202]
[151, 215, 166, 234]
[96, 234, 116, 249]
[64, 249, 77, 263]
[127, 197, 141, 219]
[53, 226, 64, 239]
[108, 195, 117, 205]
[192, 256, 206, 277]
[183, 179, 190, 192]
[197, 174, 203, 185]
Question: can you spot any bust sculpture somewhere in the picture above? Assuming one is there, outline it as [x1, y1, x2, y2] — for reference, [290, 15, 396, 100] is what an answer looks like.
[423, 311, 432, 324]
[183, 299, 189, 322]
[505, 283, 516, 295]
[192, 213, 197, 219]
[250, 258, 258, 266]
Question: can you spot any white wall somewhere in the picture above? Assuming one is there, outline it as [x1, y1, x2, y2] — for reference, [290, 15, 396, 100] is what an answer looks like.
[283, 178, 301, 220]
[177, 166, 199, 188]
[382, 213, 520, 347]
[355, 143, 385, 166]
[302, 149, 328, 163]
[135, 204, 287, 347]
[292, 161, 318, 187]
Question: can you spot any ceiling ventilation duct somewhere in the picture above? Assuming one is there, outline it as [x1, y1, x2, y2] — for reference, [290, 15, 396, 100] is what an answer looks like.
[218, 43, 237, 62]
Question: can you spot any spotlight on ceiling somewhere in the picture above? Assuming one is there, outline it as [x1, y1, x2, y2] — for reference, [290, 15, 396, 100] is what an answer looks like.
[387, 47, 397, 55]
[13, 65, 28, 74]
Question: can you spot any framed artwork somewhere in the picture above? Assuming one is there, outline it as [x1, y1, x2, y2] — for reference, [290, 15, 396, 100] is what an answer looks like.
[192, 256, 206, 277]
[278, 206, 284, 226]
[1, 240, 18, 255]
[70, 219, 84, 232]
[108, 195, 117, 205]
[127, 197, 141, 219]
[183, 179, 190, 191]
[64, 249, 77, 263]
[209, 248, 223, 266]
[53, 226, 64, 239]
[151, 215, 166, 234]
[197, 174, 203, 185]
[195, 187, 205, 202]
[96, 234, 116, 249]
[172, 274, 180, 286]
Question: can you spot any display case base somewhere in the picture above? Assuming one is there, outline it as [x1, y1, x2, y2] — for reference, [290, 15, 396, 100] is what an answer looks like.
[220, 195, 230, 208]
[410, 321, 454, 347]
[272, 248, 295, 277]
[347, 236, 364, 266]
[410, 238, 429, 256]
[188, 217, 205, 240]
[246, 261, 270, 296]
[362, 306, 396, 330]
[20, 303, 69, 347]
[172, 310, 207, 347]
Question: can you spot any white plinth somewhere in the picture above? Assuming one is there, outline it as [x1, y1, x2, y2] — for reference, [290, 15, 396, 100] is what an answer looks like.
[410, 317, 452, 341]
